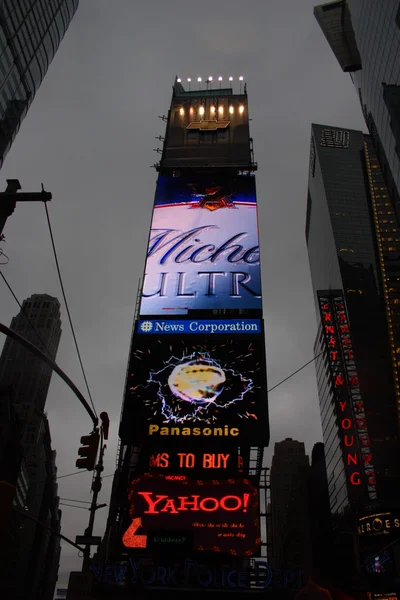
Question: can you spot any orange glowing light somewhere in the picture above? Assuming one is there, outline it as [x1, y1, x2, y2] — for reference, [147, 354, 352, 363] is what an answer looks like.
[122, 517, 147, 548]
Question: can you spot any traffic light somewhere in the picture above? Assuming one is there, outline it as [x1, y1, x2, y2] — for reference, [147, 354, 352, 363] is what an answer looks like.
[76, 430, 100, 471]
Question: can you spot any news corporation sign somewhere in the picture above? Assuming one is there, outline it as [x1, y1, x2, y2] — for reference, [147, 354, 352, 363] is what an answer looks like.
[137, 319, 262, 335]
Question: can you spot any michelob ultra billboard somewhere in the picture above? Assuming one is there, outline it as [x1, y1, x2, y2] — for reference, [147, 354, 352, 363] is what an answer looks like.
[139, 174, 261, 316]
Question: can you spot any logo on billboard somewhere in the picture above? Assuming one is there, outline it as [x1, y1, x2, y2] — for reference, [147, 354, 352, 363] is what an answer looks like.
[121, 336, 268, 446]
[140, 321, 154, 333]
[139, 175, 261, 316]
[137, 319, 261, 335]
[122, 474, 260, 556]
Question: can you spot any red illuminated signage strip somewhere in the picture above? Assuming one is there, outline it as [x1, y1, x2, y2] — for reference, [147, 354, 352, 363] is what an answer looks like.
[318, 294, 376, 500]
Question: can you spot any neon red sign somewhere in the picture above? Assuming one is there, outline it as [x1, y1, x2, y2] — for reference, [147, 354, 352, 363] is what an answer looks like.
[318, 294, 376, 499]
[122, 474, 260, 556]
[148, 451, 243, 472]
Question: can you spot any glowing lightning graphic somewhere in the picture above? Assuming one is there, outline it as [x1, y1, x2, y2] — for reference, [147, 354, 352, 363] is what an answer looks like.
[144, 351, 254, 423]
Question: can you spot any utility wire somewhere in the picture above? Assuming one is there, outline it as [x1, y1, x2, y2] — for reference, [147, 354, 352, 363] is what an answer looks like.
[56, 469, 88, 480]
[0, 271, 53, 357]
[267, 350, 325, 394]
[19, 469, 114, 496]
[44, 202, 97, 418]
[60, 502, 90, 510]
[59, 497, 91, 504]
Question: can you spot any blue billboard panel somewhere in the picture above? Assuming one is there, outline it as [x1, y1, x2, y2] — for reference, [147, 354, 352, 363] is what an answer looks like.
[136, 318, 262, 335]
[139, 174, 261, 316]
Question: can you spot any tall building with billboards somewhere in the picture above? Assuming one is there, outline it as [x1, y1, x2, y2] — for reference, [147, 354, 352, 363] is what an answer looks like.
[98, 77, 271, 598]
[314, 1, 400, 225]
[306, 123, 400, 592]
[0, 0, 79, 167]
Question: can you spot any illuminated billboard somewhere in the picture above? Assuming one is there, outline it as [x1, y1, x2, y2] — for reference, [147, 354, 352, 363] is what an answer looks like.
[136, 318, 262, 335]
[318, 292, 376, 500]
[139, 174, 261, 316]
[119, 335, 269, 446]
[122, 474, 260, 556]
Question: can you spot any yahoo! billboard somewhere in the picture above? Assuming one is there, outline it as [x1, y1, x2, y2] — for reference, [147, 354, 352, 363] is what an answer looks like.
[139, 174, 261, 316]
[122, 474, 260, 556]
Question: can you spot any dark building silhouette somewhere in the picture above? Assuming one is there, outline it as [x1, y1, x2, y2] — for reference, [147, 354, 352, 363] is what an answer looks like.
[0, 294, 62, 599]
[0, 0, 79, 167]
[307, 443, 335, 584]
[306, 123, 400, 592]
[270, 438, 312, 574]
[314, 0, 400, 227]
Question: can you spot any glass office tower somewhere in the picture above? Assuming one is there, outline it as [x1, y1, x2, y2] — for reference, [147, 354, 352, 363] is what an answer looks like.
[314, 0, 400, 227]
[306, 123, 400, 592]
[0, 0, 79, 167]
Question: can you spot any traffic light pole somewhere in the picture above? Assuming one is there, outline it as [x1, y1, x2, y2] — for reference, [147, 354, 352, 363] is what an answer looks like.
[82, 426, 106, 572]
[0, 179, 52, 237]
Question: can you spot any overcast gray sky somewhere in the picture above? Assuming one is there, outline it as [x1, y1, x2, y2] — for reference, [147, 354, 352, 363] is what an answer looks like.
[0, 0, 367, 589]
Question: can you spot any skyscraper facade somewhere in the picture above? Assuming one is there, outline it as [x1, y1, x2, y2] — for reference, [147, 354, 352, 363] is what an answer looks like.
[0, 0, 79, 167]
[93, 78, 271, 598]
[314, 0, 400, 224]
[270, 439, 312, 573]
[306, 123, 400, 591]
[0, 293, 62, 599]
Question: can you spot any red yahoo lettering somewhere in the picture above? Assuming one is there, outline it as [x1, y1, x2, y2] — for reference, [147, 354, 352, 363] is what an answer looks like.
[160, 498, 179, 514]
[138, 493, 168, 514]
[339, 401, 347, 412]
[329, 337, 336, 348]
[325, 325, 335, 334]
[341, 418, 352, 430]
[324, 312, 332, 323]
[220, 496, 243, 511]
[199, 497, 220, 512]
[330, 351, 338, 361]
[340, 324, 349, 333]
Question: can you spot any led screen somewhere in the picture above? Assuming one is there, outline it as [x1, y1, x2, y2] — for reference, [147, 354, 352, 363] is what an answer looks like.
[139, 174, 261, 316]
[122, 474, 260, 556]
[120, 335, 269, 447]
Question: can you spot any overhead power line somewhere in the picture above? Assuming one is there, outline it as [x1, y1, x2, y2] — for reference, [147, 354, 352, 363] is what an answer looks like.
[60, 502, 90, 510]
[44, 202, 97, 418]
[59, 497, 91, 504]
[267, 350, 325, 394]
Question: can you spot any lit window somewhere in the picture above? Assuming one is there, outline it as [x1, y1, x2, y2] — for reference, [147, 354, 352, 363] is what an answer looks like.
[218, 106, 224, 115]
